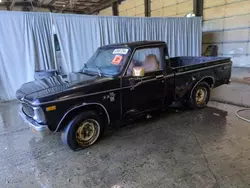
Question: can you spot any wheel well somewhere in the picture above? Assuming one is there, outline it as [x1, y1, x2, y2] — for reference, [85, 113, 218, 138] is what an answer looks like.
[202, 77, 214, 88]
[187, 77, 214, 99]
[56, 104, 109, 132]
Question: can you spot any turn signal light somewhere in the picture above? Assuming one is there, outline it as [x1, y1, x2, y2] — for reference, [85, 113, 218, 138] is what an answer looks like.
[46, 105, 56, 112]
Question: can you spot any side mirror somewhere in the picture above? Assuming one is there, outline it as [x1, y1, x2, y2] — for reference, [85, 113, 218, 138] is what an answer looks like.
[132, 67, 145, 77]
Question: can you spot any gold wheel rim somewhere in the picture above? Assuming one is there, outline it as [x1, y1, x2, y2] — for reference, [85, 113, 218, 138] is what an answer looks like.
[195, 88, 207, 105]
[76, 119, 100, 146]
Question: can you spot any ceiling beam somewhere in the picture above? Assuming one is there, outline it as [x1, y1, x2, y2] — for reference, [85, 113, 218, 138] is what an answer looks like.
[2, 1, 53, 9]
[73, 0, 106, 14]
[58, 0, 72, 13]
[59, 0, 90, 13]
[76, 0, 100, 4]
[8, 0, 16, 10]
[49, 0, 58, 5]
[88, 0, 118, 14]
[1, 0, 123, 14]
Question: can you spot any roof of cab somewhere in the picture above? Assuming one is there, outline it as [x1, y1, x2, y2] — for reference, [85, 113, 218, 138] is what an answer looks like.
[101, 41, 166, 49]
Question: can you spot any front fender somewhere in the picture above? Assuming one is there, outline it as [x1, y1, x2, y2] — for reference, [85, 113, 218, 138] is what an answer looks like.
[54, 103, 110, 132]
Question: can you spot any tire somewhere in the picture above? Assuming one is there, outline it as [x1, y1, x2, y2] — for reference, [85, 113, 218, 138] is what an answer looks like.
[61, 111, 105, 151]
[187, 82, 210, 109]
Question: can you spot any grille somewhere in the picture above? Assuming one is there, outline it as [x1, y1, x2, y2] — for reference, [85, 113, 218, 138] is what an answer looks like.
[22, 103, 34, 118]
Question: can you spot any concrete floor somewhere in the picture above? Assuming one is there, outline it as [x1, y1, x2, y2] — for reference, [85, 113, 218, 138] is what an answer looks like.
[231, 67, 250, 84]
[0, 101, 250, 188]
[211, 82, 250, 107]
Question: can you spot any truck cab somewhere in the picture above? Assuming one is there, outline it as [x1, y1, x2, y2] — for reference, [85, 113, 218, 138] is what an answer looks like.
[17, 41, 232, 151]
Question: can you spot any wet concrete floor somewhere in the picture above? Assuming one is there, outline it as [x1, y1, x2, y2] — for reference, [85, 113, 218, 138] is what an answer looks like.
[0, 101, 250, 188]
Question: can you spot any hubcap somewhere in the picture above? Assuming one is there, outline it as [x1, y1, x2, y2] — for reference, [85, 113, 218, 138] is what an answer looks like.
[195, 88, 207, 105]
[76, 119, 100, 146]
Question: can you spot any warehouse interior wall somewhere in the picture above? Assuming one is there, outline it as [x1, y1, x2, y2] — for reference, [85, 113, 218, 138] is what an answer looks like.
[98, 6, 113, 16]
[202, 0, 250, 67]
[98, 0, 193, 17]
[98, 0, 145, 17]
[150, 0, 193, 17]
[119, 0, 144, 17]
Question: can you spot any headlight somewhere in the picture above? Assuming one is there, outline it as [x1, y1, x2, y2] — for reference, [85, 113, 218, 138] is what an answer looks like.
[33, 107, 46, 124]
[22, 103, 46, 123]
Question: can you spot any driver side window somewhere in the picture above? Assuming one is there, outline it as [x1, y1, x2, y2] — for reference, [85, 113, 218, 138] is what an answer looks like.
[126, 47, 163, 76]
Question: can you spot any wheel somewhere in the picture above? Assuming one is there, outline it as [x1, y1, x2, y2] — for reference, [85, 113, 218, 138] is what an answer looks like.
[61, 111, 104, 151]
[188, 82, 210, 109]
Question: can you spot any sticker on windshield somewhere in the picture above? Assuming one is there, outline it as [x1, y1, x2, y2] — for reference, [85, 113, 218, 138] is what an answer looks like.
[113, 49, 128, 55]
[112, 55, 123, 65]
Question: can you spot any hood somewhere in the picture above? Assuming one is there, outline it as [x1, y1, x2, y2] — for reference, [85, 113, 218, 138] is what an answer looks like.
[16, 72, 110, 105]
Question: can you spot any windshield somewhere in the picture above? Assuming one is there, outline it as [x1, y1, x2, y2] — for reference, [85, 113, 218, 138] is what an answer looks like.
[83, 47, 130, 76]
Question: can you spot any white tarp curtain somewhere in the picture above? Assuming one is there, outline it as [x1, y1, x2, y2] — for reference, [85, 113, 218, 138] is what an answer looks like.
[53, 15, 202, 74]
[0, 12, 202, 101]
[0, 11, 54, 101]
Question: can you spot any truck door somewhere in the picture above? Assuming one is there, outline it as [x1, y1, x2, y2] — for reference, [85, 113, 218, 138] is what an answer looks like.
[121, 46, 166, 117]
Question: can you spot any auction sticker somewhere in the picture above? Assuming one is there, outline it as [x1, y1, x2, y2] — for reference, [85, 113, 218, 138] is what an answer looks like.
[112, 55, 123, 65]
[113, 48, 128, 55]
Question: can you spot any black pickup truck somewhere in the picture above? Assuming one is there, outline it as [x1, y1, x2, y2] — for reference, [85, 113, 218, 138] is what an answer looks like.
[16, 41, 232, 150]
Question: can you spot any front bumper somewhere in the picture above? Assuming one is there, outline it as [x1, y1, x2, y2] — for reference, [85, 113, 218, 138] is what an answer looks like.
[19, 107, 50, 135]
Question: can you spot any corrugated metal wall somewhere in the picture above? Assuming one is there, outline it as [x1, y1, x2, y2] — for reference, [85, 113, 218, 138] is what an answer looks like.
[98, 0, 145, 16]
[150, 0, 193, 17]
[98, 6, 113, 16]
[98, 0, 193, 17]
[119, 0, 144, 17]
[203, 0, 250, 67]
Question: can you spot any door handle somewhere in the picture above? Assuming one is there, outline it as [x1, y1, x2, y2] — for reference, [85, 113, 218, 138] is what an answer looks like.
[156, 75, 164, 79]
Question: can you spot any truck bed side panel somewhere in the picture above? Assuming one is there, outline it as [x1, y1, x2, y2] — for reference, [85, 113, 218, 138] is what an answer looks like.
[170, 56, 230, 68]
[173, 60, 232, 100]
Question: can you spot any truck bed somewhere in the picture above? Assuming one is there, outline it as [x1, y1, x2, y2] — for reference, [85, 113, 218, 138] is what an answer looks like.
[170, 56, 231, 72]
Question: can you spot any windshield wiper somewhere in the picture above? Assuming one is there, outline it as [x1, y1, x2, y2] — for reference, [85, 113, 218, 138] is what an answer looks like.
[96, 66, 102, 77]
[83, 64, 102, 76]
